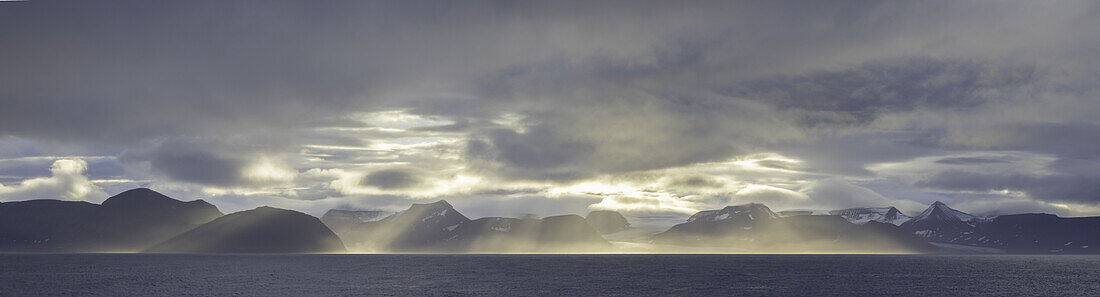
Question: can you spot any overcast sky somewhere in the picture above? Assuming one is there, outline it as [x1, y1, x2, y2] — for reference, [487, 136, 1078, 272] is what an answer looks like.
[2, 0, 1099, 220]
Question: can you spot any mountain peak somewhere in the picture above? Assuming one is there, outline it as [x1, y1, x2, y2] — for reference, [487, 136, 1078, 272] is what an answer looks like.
[411, 200, 453, 209]
[253, 206, 280, 212]
[102, 188, 174, 206]
[722, 203, 776, 214]
[430, 200, 453, 207]
[725, 202, 767, 209]
[403, 200, 455, 214]
[390, 199, 469, 225]
[908, 201, 977, 225]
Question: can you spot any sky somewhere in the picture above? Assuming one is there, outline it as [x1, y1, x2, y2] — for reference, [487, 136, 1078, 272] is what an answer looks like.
[1, 0, 1099, 221]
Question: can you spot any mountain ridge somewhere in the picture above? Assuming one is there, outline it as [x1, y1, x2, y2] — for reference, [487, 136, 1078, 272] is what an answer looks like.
[5, 187, 1100, 254]
[338, 200, 611, 252]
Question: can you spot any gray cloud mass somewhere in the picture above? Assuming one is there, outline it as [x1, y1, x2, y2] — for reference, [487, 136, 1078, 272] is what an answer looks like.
[362, 169, 421, 190]
[2, 0, 1100, 218]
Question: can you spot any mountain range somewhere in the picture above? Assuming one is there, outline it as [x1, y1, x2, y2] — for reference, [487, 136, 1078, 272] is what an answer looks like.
[896, 202, 1098, 254]
[336, 200, 610, 252]
[770, 201, 1099, 254]
[829, 207, 911, 226]
[651, 203, 936, 253]
[2, 187, 1099, 254]
[0, 188, 343, 253]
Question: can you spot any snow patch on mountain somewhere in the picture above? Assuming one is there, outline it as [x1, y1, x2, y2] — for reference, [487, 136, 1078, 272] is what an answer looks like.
[829, 207, 911, 226]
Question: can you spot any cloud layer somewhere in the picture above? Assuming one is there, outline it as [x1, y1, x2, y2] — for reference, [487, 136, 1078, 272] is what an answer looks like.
[2, 1, 1100, 220]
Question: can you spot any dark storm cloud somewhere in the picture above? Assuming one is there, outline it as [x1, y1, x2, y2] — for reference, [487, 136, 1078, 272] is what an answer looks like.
[0, 1, 391, 143]
[1002, 122, 1100, 160]
[722, 58, 1038, 127]
[0, 0, 735, 144]
[466, 127, 595, 181]
[454, 29, 1046, 180]
[408, 119, 476, 133]
[362, 169, 421, 190]
[770, 130, 947, 177]
[664, 175, 725, 189]
[465, 109, 742, 181]
[916, 170, 1100, 204]
[122, 145, 249, 187]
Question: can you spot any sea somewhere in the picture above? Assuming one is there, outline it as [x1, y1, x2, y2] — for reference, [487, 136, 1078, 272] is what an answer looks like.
[2, 254, 1099, 296]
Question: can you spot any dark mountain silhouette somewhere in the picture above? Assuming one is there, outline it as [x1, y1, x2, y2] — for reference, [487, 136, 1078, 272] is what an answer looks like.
[973, 214, 1100, 253]
[147, 206, 346, 253]
[902, 208, 1100, 254]
[6, 187, 1100, 254]
[69, 188, 223, 251]
[1, 188, 344, 253]
[0, 200, 98, 251]
[585, 210, 630, 234]
[339, 200, 610, 252]
[887, 201, 1100, 254]
[0, 188, 220, 252]
[653, 203, 936, 253]
[320, 209, 393, 234]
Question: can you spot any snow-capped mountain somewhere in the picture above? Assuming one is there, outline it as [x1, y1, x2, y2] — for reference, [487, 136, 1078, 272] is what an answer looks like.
[900, 201, 989, 242]
[830, 207, 911, 226]
[911, 201, 981, 224]
[687, 203, 779, 223]
[653, 202, 936, 253]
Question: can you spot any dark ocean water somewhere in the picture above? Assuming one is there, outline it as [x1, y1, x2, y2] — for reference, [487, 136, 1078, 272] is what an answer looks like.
[2, 254, 1099, 296]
